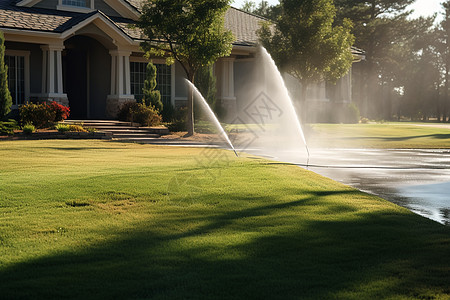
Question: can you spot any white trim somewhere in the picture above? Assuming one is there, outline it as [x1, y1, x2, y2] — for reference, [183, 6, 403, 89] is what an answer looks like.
[49, 50, 55, 94]
[16, 0, 41, 7]
[41, 48, 47, 94]
[124, 55, 130, 95]
[118, 55, 124, 95]
[171, 64, 176, 107]
[103, 0, 140, 20]
[110, 54, 116, 95]
[57, 4, 94, 13]
[129, 56, 165, 64]
[5, 50, 30, 109]
[57, 50, 63, 93]
[61, 13, 136, 46]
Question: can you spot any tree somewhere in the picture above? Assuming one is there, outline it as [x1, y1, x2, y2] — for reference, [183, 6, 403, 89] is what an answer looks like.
[334, 0, 415, 119]
[196, 64, 217, 111]
[240, 0, 281, 20]
[241, 0, 256, 13]
[258, 0, 354, 104]
[141, 61, 163, 112]
[136, 0, 234, 136]
[0, 30, 12, 119]
[437, 1, 450, 122]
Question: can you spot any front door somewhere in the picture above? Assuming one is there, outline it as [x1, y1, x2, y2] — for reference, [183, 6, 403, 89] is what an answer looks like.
[64, 48, 88, 119]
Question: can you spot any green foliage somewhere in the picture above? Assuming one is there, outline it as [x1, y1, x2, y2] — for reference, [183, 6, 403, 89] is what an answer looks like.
[55, 123, 70, 133]
[67, 124, 88, 132]
[117, 101, 162, 127]
[334, 0, 418, 119]
[344, 103, 361, 124]
[0, 31, 12, 119]
[19, 103, 56, 129]
[240, 0, 280, 20]
[22, 123, 35, 134]
[136, 0, 234, 135]
[195, 64, 217, 119]
[0, 119, 18, 135]
[166, 107, 188, 132]
[161, 102, 176, 122]
[141, 61, 163, 112]
[258, 0, 354, 101]
[19, 102, 70, 129]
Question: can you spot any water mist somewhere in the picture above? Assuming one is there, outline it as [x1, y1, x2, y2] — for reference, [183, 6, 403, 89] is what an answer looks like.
[230, 46, 310, 166]
[260, 47, 310, 165]
[185, 79, 238, 157]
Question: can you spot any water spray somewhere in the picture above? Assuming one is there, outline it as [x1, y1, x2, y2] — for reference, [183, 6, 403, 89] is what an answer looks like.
[185, 79, 239, 157]
[260, 47, 311, 168]
[305, 144, 310, 168]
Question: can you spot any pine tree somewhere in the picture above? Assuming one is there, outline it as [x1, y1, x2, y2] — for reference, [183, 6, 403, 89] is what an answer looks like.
[142, 61, 163, 112]
[0, 30, 12, 120]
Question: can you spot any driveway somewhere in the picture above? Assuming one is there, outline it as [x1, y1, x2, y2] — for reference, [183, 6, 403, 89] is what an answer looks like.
[245, 147, 450, 225]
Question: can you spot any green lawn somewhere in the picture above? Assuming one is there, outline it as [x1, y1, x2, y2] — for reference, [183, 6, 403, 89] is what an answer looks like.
[308, 123, 450, 148]
[0, 140, 449, 299]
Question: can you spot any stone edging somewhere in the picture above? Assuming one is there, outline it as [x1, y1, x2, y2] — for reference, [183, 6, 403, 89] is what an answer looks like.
[0, 131, 112, 140]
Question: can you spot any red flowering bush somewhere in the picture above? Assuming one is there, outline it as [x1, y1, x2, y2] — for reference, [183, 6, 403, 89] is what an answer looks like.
[19, 101, 70, 128]
[49, 101, 70, 121]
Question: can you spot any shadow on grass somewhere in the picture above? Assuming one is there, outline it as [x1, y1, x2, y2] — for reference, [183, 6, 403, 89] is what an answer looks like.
[1, 190, 449, 299]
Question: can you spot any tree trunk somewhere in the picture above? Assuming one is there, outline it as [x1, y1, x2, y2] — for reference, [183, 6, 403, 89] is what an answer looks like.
[186, 72, 195, 136]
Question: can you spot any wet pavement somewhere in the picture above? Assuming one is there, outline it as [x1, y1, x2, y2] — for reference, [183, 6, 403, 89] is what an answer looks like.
[306, 149, 450, 225]
[246, 148, 450, 225]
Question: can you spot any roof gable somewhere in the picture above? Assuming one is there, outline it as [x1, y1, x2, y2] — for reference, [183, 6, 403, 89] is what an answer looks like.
[1, 1, 267, 47]
[16, 0, 139, 20]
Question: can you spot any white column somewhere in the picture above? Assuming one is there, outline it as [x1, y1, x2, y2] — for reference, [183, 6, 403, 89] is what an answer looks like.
[107, 49, 134, 118]
[49, 49, 55, 94]
[108, 50, 132, 98]
[124, 55, 130, 95]
[57, 50, 63, 94]
[41, 48, 47, 94]
[40, 44, 67, 105]
[220, 58, 236, 99]
[110, 53, 117, 95]
[218, 57, 236, 122]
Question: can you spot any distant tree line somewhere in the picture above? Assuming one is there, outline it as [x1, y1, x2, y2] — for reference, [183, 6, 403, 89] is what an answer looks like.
[243, 0, 450, 122]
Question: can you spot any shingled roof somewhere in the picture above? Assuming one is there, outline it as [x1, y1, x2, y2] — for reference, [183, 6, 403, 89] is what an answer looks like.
[0, 0, 265, 46]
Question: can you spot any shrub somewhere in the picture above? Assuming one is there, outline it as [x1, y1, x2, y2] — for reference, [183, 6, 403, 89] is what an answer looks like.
[20, 103, 55, 128]
[68, 124, 87, 132]
[19, 101, 69, 128]
[55, 123, 70, 133]
[166, 107, 187, 132]
[360, 117, 369, 124]
[343, 103, 360, 124]
[141, 62, 163, 112]
[118, 101, 162, 127]
[22, 123, 35, 134]
[49, 101, 70, 121]
[162, 103, 176, 122]
[0, 31, 13, 120]
[0, 119, 18, 135]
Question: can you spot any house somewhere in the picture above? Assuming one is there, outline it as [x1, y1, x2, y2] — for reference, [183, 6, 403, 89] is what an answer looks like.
[0, 0, 364, 121]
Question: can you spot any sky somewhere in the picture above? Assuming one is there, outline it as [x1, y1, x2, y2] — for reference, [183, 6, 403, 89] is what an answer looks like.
[231, 0, 444, 21]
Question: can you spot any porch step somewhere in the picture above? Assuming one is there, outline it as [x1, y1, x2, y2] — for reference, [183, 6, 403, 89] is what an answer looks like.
[63, 120, 169, 141]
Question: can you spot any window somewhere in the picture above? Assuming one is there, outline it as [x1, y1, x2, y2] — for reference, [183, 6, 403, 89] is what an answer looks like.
[130, 62, 172, 107]
[62, 0, 88, 7]
[5, 55, 25, 107]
